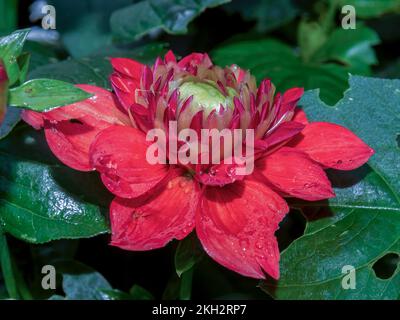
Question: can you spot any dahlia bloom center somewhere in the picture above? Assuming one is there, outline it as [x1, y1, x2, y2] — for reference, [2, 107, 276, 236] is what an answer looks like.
[178, 80, 236, 114]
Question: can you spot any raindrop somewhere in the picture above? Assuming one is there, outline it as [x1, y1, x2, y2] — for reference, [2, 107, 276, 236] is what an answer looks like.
[209, 167, 217, 176]
[239, 239, 249, 252]
[255, 241, 264, 250]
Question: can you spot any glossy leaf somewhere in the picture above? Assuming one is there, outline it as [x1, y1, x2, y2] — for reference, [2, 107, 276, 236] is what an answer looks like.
[261, 76, 400, 299]
[129, 285, 155, 300]
[8, 79, 92, 112]
[110, 0, 230, 42]
[312, 25, 380, 73]
[28, 43, 167, 89]
[0, 29, 30, 86]
[56, 261, 112, 300]
[0, 126, 111, 243]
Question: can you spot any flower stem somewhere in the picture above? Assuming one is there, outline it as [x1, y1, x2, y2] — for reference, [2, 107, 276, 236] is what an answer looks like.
[179, 268, 194, 300]
[0, 230, 19, 299]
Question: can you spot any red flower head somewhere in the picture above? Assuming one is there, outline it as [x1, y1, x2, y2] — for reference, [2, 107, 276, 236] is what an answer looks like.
[22, 52, 374, 279]
[0, 61, 8, 125]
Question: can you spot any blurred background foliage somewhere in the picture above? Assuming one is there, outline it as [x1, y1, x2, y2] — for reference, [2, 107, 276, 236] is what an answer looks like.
[0, 0, 399, 300]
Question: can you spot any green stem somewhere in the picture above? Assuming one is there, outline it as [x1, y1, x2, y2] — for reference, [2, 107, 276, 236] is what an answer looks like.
[0, 231, 19, 299]
[12, 259, 33, 300]
[321, 0, 338, 33]
[179, 268, 194, 300]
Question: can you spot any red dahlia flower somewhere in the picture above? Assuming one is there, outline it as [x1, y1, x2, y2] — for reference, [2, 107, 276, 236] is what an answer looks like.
[22, 52, 374, 279]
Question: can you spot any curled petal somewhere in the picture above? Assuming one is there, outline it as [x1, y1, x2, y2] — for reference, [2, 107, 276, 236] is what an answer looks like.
[282, 87, 304, 108]
[110, 175, 199, 250]
[110, 73, 139, 110]
[289, 122, 374, 170]
[275, 87, 304, 123]
[196, 179, 288, 279]
[164, 50, 177, 63]
[292, 107, 308, 125]
[89, 125, 169, 198]
[110, 57, 144, 81]
[22, 85, 130, 171]
[178, 52, 213, 73]
[256, 121, 304, 150]
[257, 147, 335, 201]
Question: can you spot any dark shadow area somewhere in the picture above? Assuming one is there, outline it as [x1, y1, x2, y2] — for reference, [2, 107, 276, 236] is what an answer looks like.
[276, 209, 306, 251]
[326, 165, 372, 189]
[372, 253, 399, 280]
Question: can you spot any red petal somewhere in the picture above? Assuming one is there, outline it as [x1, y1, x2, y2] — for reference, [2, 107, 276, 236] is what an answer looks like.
[196, 180, 288, 279]
[164, 50, 177, 63]
[257, 121, 304, 150]
[292, 107, 308, 125]
[275, 87, 304, 121]
[110, 175, 199, 250]
[110, 57, 144, 81]
[89, 125, 169, 198]
[257, 147, 335, 201]
[21, 110, 44, 129]
[110, 73, 140, 110]
[282, 87, 304, 106]
[289, 122, 374, 170]
[178, 52, 213, 72]
[23, 85, 130, 171]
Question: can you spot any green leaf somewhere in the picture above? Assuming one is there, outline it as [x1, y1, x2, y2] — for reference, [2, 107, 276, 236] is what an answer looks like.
[337, 0, 400, 18]
[0, 29, 30, 86]
[312, 25, 380, 73]
[8, 79, 92, 112]
[28, 43, 167, 90]
[224, 0, 298, 32]
[48, 0, 132, 57]
[56, 261, 112, 300]
[212, 38, 350, 105]
[16, 52, 31, 84]
[179, 268, 194, 300]
[175, 233, 204, 277]
[0, 0, 17, 36]
[0, 125, 111, 243]
[129, 285, 155, 300]
[23, 41, 60, 73]
[212, 22, 380, 105]
[298, 20, 327, 62]
[0, 107, 20, 140]
[98, 289, 134, 300]
[261, 75, 400, 299]
[110, 0, 230, 42]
